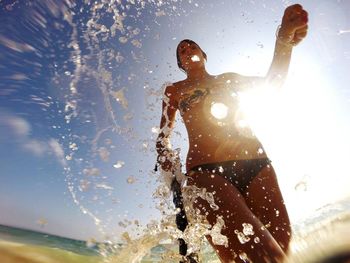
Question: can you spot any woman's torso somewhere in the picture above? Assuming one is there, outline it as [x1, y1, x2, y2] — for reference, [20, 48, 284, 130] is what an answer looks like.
[171, 74, 267, 171]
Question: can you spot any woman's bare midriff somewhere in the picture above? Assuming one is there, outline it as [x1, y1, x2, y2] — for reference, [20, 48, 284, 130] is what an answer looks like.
[172, 76, 268, 171]
[185, 128, 268, 171]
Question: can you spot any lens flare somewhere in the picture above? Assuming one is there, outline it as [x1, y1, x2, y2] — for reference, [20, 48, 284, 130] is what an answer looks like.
[210, 102, 228, 119]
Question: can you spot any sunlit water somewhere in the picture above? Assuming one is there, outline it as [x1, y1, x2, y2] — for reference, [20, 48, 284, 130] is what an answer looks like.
[1, 0, 350, 262]
[1, 202, 350, 262]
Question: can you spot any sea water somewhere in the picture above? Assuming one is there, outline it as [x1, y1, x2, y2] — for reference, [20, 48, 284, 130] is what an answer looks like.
[1, 198, 350, 263]
[0, 226, 100, 263]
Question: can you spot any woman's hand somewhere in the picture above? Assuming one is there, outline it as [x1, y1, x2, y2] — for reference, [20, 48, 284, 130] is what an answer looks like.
[278, 4, 308, 46]
[157, 150, 176, 172]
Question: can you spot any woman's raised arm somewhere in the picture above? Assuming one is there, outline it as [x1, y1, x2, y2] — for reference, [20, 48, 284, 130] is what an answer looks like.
[223, 4, 308, 90]
[265, 4, 308, 87]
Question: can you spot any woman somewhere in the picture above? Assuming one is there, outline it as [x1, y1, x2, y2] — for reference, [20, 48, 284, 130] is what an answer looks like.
[156, 4, 308, 262]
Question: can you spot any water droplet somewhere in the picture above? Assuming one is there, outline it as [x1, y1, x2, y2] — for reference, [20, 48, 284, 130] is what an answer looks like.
[79, 180, 90, 191]
[151, 127, 159, 133]
[242, 223, 254, 236]
[110, 88, 128, 109]
[69, 142, 78, 151]
[275, 210, 280, 217]
[95, 183, 114, 190]
[83, 168, 100, 176]
[131, 39, 142, 48]
[155, 10, 166, 17]
[119, 36, 128, 43]
[295, 181, 307, 191]
[234, 229, 250, 244]
[98, 147, 110, 162]
[113, 161, 125, 169]
[239, 252, 251, 262]
[127, 176, 136, 184]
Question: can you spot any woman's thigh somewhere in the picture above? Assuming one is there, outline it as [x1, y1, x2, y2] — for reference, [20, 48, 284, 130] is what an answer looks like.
[187, 171, 285, 262]
[243, 165, 292, 252]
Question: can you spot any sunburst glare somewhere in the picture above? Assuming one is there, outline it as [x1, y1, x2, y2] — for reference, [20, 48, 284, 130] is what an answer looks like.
[210, 102, 228, 119]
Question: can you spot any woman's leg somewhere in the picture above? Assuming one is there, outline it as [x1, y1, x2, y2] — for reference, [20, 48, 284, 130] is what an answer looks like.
[244, 165, 292, 253]
[187, 171, 286, 263]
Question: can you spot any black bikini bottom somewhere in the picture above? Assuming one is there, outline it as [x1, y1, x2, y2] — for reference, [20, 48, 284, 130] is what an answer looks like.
[188, 158, 271, 194]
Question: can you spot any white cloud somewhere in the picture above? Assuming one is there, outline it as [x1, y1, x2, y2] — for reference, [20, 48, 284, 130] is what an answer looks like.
[22, 139, 47, 156]
[1, 114, 31, 137]
[48, 139, 66, 166]
[0, 112, 67, 167]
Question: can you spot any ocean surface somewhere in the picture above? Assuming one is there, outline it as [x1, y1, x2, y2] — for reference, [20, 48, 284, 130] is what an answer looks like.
[0, 225, 102, 263]
[1, 198, 350, 263]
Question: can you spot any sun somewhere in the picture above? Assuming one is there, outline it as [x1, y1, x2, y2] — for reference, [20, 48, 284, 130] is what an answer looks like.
[236, 54, 349, 221]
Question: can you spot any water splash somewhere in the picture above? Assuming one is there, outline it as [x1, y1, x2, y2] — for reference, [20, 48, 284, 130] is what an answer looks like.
[1, 0, 244, 261]
[234, 223, 255, 244]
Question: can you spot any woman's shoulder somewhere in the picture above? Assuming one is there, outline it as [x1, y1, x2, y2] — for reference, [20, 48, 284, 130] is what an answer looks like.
[161, 81, 182, 106]
[216, 72, 240, 82]
[163, 80, 188, 95]
[172, 79, 188, 88]
[216, 73, 265, 89]
[162, 80, 186, 88]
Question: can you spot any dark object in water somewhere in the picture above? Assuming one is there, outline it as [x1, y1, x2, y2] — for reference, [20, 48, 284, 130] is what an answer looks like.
[171, 179, 198, 263]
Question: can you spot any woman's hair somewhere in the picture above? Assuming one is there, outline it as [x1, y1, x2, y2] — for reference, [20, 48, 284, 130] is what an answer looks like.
[176, 39, 207, 71]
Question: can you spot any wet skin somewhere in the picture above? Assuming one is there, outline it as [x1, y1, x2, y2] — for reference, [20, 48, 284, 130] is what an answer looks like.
[157, 4, 308, 262]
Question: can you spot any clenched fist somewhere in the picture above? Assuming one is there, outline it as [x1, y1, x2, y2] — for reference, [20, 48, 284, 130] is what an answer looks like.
[278, 4, 308, 46]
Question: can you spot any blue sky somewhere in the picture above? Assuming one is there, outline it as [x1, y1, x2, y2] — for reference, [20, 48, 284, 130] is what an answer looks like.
[1, 0, 350, 242]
